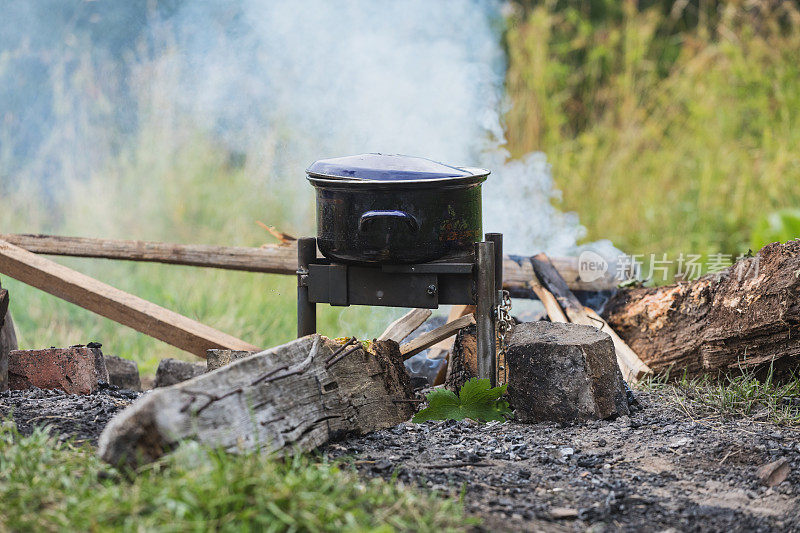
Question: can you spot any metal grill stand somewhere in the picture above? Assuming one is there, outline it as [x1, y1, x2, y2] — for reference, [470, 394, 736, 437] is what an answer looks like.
[297, 233, 503, 386]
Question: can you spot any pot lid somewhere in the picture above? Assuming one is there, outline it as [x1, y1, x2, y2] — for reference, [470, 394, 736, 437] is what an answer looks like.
[306, 153, 481, 182]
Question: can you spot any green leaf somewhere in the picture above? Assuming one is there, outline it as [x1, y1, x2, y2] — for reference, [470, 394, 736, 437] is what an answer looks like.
[412, 378, 512, 423]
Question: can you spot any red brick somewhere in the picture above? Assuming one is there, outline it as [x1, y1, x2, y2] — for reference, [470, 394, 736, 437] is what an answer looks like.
[8, 345, 109, 395]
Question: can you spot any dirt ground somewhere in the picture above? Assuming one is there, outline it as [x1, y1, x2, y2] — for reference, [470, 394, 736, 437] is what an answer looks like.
[323, 390, 800, 532]
[2, 386, 797, 531]
[0, 385, 139, 446]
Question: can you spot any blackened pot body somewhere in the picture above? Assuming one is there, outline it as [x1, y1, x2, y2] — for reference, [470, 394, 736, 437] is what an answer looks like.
[311, 180, 484, 264]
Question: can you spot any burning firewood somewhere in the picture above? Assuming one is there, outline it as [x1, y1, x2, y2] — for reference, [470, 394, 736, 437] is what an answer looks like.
[99, 335, 415, 467]
[603, 240, 800, 378]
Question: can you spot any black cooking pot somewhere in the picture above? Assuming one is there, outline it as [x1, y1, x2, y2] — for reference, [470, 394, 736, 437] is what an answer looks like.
[307, 153, 489, 264]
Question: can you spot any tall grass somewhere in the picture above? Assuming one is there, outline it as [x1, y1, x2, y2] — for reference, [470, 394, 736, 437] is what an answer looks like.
[505, 1, 800, 259]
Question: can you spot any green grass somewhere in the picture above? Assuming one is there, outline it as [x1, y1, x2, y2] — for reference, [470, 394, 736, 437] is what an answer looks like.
[0, 423, 469, 532]
[637, 366, 800, 426]
[505, 1, 800, 262]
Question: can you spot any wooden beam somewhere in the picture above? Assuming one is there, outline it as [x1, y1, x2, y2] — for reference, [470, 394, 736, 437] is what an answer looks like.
[0, 233, 297, 274]
[0, 239, 259, 357]
[377, 308, 432, 342]
[400, 314, 476, 360]
[1, 233, 620, 291]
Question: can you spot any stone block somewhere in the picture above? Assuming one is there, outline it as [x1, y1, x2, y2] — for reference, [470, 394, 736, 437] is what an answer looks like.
[105, 355, 142, 391]
[153, 358, 205, 388]
[8, 345, 109, 395]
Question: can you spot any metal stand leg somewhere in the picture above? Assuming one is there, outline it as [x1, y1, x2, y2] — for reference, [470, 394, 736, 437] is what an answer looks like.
[297, 237, 317, 337]
[485, 233, 503, 381]
[475, 241, 497, 386]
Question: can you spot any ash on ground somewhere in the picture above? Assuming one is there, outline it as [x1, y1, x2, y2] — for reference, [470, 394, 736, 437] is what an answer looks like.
[0, 385, 140, 446]
[323, 390, 800, 532]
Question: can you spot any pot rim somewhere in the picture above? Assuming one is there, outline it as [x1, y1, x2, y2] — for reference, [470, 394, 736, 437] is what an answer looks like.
[307, 166, 490, 188]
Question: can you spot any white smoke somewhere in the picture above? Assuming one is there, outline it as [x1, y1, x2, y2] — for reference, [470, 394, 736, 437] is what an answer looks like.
[1, 0, 588, 256]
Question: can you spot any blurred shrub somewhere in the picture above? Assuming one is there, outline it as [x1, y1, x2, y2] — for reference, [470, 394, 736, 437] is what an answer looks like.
[505, 0, 800, 258]
[750, 209, 800, 250]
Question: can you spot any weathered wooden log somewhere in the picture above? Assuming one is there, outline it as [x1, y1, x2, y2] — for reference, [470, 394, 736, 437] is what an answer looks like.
[603, 240, 800, 378]
[1, 233, 620, 291]
[0, 284, 16, 392]
[0, 240, 259, 357]
[444, 324, 478, 391]
[98, 335, 414, 467]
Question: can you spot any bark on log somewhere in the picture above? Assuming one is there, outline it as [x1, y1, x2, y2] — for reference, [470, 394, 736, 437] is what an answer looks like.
[1, 233, 619, 291]
[603, 240, 800, 377]
[98, 335, 414, 467]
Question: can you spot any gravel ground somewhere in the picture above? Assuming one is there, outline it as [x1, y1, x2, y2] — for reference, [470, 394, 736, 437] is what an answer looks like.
[0, 385, 139, 446]
[2, 385, 797, 532]
[323, 390, 800, 532]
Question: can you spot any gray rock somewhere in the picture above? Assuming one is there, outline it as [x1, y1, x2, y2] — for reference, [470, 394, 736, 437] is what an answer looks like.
[506, 322, 629, 423]
[104, 355, 142, 391]
[206, 349, 257, 372]
[153, 358, 205, 388]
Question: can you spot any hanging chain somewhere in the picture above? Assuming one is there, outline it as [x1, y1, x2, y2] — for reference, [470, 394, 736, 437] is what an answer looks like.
[496, 289, 513, 385]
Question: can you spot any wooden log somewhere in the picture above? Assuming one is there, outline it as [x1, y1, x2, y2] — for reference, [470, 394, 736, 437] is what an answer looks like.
[0, 283, 16, 392]
[1, 233, 618, 291]
[377, 308, 432, 342]
[98, 335, 415, 467]
[0, 240, 259, 358]
[399, 314, 476, 359]
[444, 324, 478, 391]
[603, 240, 800, 378]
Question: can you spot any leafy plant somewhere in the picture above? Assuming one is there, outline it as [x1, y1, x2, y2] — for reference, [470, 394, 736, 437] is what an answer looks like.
[412, 378, 512, 423]
[750, 209, 800, 252]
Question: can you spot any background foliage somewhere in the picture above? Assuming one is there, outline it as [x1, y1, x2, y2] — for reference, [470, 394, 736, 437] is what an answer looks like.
[504, 0, 800, 258]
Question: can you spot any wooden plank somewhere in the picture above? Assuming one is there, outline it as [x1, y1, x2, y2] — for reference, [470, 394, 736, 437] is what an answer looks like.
[1, 233, 619, 291]
[0, 233, 297, 274]
[377, 308, 432, 342]
[98, 335, 414, 467]
[400, 314, 476, 359]
[0, 239, 259, 357]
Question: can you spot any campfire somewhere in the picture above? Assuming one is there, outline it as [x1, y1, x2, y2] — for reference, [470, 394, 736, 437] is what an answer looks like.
[1, 153, 798, 529]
